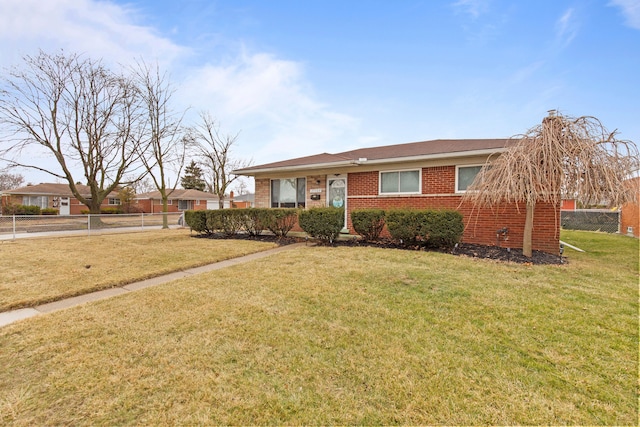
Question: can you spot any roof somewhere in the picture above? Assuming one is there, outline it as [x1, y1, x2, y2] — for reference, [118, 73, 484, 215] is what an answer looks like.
[232, 193, 254, 203]
[1, 183, 117, 197]
[136, 189, 220, 201]
[234, 138, 515, 175]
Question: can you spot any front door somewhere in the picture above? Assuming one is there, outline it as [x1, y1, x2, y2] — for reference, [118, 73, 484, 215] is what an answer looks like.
[59, 197, 70, 215]
[327, 175, 347, 231]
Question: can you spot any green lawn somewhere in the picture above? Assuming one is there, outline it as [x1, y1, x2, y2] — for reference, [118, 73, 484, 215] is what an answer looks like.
[0, 230, 637, 425]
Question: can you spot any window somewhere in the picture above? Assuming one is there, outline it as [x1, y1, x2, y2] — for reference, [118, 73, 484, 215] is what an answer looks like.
[178, 200, 193, 210]
[380, 170, 420, 194]
[271, 178, 306, 208]
[22, 196, 48, 209]
[108, 198, 121, 205]
[456, 165, 483, 193]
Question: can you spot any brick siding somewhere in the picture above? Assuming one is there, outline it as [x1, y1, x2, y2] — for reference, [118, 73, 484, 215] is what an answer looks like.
[253, 167, 561, 254]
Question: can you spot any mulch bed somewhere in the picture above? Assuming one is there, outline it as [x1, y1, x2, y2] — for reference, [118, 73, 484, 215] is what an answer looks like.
[195, 233, 566, 265]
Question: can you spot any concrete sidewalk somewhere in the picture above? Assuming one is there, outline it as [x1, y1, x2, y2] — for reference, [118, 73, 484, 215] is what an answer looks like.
[0, 242, 307, 329]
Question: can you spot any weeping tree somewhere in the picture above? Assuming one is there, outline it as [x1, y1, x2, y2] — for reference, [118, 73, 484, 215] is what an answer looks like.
[464, 111, 639, 257]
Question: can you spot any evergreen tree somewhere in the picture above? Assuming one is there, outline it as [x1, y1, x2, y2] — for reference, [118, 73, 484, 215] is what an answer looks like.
[181, 160, 206, 191]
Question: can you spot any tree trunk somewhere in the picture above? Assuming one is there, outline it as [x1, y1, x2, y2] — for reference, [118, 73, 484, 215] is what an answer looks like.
[161, 195, 169, 229]
[523, 201, 534, 257]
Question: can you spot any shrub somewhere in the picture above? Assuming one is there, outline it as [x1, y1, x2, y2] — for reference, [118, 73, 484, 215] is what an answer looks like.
[219, 210, 245, 237]
[184, 210, 210, 234]
[299, 207, 344, 243]
[41, 208, 59, 215]
[263, 209, 298, 237]
[351, 209, 385, 241]
[385, 209, 422, 245]
[205, 210, 224, 234]
[3, 204, 42, 215]
[419, 210, 464, 249]
[241, 208, 270, 236]
[100, 207, 122, 215]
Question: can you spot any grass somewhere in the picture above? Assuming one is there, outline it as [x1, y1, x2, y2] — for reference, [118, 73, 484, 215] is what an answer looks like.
[0, 229, 277, 311]
[0, 230, 637, 425]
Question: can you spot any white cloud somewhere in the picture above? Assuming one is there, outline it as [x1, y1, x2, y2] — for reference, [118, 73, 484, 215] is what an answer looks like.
[179, 50, 361, 163]
[555, 8, 579, 48]
[0, 0, 366, 174]
[451, 0, 489, 19]
[0, 0, 187, 70]
[609, 0, 640, 29]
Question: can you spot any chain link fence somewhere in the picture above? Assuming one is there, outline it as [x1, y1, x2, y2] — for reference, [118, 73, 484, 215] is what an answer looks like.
[0, 212, 184, 239]
[561, 209, 620, 233]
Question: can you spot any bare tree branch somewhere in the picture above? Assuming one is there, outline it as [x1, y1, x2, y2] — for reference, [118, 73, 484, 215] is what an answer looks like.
[130, 59, 187, 227]
[187, 112, 251, 208]
[0, 50, 146, 213]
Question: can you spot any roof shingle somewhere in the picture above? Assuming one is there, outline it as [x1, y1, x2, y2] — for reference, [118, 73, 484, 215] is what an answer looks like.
[235, 138, 514, 174]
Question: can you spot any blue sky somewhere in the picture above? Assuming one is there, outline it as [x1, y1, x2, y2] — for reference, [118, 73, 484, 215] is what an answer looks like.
[1, 0, 639, 188]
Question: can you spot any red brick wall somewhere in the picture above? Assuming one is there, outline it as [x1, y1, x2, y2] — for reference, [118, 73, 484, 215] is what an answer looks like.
[620, 177, 639, 238]
[254, 166, 561, 254]
[347, 168, 560, 254]
[423, 166, 455, 194]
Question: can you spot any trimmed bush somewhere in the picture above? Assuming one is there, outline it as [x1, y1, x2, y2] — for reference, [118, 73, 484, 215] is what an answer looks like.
[184, 210, 210, 234]
[2, 204, 42, 215]
[241, 208, 270, 236]
[100, 207, 122, 214]
[41, 208, 59, 215]
[419, 210, 464, 248]
[263, 209, 298, 237]
[299, 207, 344, 243]
[351, 209, 385, 241]
[386, 209, 464, 249]
[219, 210, 245, 236]
[386, 209, 422, 245]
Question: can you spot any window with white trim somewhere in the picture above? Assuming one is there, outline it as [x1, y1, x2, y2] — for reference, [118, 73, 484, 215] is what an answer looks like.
[456, 165, 483, 193]
[108, 198, 121, 205]
[22, 196, 48, 209]
[379, 170, 420, 194]
[271, 178, 306, 208]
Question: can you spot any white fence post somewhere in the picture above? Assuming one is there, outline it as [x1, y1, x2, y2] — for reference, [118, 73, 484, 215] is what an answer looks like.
[12, 214, 16, 240]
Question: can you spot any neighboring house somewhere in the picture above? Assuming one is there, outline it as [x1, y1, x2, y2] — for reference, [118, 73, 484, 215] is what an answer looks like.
[620, 176, 639, 238]
[134, 189, 225, 213]
[234, 138, 561, 254]
[561, 199, 576, 211]
[231, 192, 254, 208]
[0, 183, 120, 215]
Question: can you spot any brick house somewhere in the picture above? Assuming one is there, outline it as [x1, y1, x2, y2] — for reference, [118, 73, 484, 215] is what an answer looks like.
[0, 183, 120, 215]
[134, 189, 225, 213]
[234, 138, 562, 254]
[620, 176, 639, 238]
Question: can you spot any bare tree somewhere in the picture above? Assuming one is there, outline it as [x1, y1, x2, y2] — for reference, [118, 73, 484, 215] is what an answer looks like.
[131, 60, 186, 228]
[0, 51, 146, 213]
[234, 177, 249, 196]
[125, 175, 156, 195]
[0, 170, 24, 191]
[188, 112, 251, 208]
[464, 111, 639, 257]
